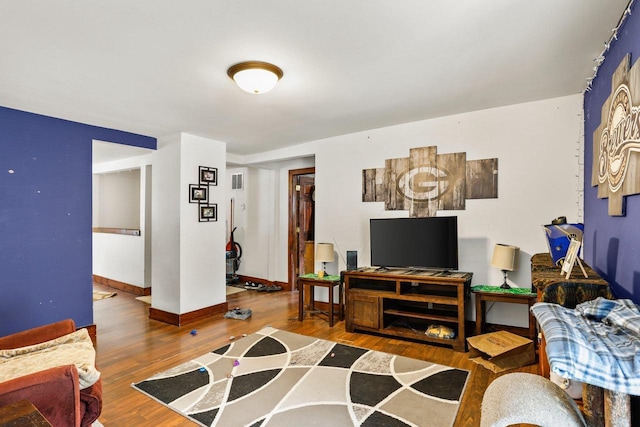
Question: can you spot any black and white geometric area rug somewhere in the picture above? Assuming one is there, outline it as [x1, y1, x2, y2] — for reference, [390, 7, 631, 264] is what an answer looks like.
[133, 327, 469, 427]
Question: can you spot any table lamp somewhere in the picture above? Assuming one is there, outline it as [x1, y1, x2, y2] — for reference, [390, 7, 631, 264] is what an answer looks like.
[491, 244, 519, 289]
[316, 243, 334, 278]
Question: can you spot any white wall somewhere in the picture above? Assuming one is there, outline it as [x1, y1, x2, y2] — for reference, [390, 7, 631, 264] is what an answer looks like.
[179, 134, 227, 313]
[225, 166, 271, 280]
[143, 164, 152, 287]
[225, 167, 249, 273]
[151, 134, 181, 309]
[92, 233, 145, 285]
[240, 94, 583, 327]
[153, 133, 227, 315]
[93, 169, 140, 229]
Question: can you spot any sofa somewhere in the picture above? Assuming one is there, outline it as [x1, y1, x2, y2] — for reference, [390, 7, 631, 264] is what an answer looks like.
[0, 319, 102, 426]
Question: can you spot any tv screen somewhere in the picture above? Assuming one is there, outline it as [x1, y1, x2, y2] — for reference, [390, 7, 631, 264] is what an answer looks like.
[370, 216, 458, 270]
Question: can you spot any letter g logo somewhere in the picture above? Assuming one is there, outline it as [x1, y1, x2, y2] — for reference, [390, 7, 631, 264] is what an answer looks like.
[396, 166, 450, 202]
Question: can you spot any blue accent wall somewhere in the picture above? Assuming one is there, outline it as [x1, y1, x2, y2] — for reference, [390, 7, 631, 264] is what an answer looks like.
[584, 2, 640, 303]
[0, 106, 156, 336]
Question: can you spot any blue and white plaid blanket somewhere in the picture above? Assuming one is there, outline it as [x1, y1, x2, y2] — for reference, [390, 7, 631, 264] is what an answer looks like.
[531, 298, 640, 395]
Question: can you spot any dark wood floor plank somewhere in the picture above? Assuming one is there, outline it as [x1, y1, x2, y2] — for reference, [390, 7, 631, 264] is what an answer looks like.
[93, 284, 537, 426]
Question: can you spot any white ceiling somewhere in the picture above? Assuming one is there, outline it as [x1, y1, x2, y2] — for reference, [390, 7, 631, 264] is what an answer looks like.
[0, 1, 630, 158]
[92, 140, 153, 164]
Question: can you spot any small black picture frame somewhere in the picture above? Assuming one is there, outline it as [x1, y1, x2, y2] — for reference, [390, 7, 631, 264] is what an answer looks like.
[189, 184, 208, 203]
[199, 204, 217, 222]
[200, 166, 217, 186]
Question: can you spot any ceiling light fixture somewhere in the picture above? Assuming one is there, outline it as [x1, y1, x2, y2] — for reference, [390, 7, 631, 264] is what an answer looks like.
[227, 61, 283, 94]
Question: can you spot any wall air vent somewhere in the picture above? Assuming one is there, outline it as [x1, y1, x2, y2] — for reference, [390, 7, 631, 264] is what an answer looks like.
[231, 173, 244, 190]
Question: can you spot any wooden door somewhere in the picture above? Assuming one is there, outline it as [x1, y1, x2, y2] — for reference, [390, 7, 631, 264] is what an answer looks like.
[297, 176, 315, 276]
[288, 168, 315, 290]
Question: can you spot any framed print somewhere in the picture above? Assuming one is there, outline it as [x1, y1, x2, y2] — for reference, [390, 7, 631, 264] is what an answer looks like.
[199, 204, 217, 222]
[561, 238, 581, 279]
[200, 166, 217, 186]
[189, 184, 208, 203]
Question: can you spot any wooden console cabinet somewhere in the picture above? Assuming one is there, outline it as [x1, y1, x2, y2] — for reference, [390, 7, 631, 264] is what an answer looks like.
[344, 268, 473, 351]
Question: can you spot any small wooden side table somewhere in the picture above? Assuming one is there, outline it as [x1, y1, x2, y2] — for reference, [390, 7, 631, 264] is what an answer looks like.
[0, 400, 52, 427]
[472, 286, 537, 342]
[298, 274, 343, 327]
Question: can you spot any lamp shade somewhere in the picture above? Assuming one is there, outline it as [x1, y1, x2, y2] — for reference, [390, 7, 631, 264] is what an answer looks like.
[491, 244, 519, 271]
[316, 243, 335, 263]
[227, 61, 283, 94]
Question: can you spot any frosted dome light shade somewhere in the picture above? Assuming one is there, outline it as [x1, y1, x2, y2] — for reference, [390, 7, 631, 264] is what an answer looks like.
[233, 68, 278, 94]
[227, 61, 283, 94]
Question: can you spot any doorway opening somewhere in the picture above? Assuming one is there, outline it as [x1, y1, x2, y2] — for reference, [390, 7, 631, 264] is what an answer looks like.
[92, 141, 153, 296]
[288, 167, 315, 290]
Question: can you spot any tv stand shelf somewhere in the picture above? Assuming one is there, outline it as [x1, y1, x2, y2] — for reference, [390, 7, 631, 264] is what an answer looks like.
[344, 268, 472, 351]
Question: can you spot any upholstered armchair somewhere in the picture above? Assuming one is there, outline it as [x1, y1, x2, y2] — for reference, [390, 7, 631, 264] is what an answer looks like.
[0, 319, 102, 427]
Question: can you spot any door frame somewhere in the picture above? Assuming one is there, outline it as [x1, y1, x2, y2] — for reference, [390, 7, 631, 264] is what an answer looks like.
[288, 167, 315, 290]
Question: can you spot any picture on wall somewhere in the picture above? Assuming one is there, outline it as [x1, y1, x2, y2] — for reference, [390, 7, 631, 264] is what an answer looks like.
[190, 166, 218, 222]
[200, 166, 218, 186]
[199, 204, 217, 222]
[362, 145, 498, 217]
[592, 53, 640, 216]
[189, 184, 209, 203]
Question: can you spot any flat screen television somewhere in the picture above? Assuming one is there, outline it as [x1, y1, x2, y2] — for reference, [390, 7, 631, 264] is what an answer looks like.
[370, 216, 458, 271]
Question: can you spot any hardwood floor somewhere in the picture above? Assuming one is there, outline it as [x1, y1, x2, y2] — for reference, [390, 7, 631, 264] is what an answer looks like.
[93, 284, 537, 426]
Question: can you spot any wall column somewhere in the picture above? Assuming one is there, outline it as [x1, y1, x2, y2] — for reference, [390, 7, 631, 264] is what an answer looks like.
[151, 133, 227, 324]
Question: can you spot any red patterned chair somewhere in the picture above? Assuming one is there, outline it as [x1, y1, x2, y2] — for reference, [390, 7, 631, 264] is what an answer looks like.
[0, 319, 102, 426]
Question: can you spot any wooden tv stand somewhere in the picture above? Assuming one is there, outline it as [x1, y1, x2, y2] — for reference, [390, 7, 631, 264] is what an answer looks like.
[344, 268, 473, 351]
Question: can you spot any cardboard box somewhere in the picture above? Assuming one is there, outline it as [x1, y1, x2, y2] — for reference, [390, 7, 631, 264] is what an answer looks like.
[466, 331, 535, 373]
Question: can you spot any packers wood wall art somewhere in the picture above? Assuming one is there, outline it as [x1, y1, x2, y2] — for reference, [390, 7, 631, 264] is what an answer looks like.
[362, 145, 498, 217]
